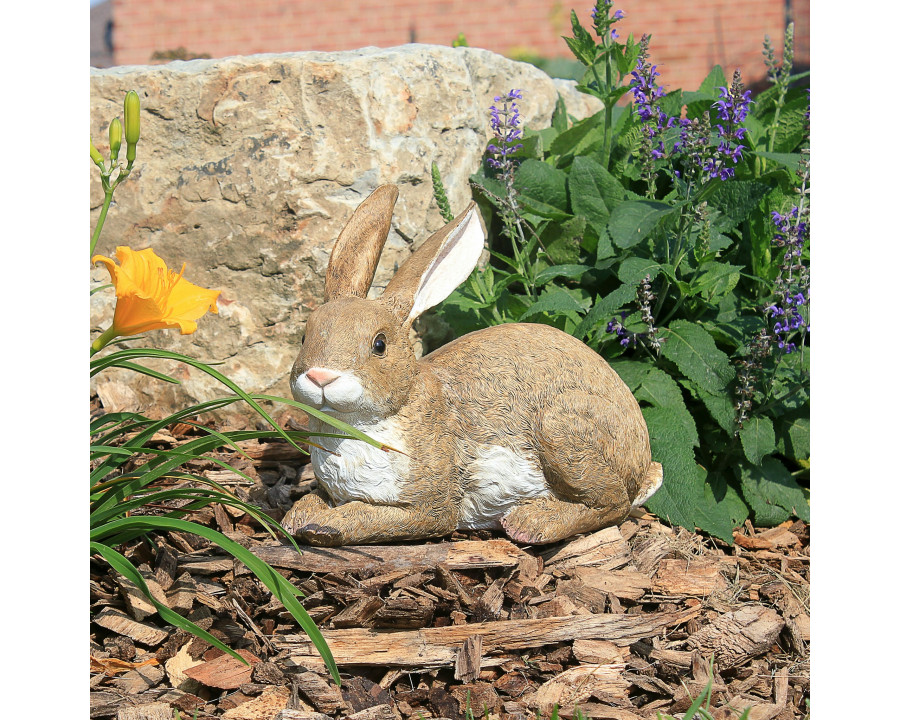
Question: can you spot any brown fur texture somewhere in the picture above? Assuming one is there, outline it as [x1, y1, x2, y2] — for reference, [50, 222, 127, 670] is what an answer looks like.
[283, 185, 662, 546]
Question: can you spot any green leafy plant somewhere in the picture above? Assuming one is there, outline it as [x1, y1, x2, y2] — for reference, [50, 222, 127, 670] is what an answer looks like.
[433, 5, 810, 540]
[89, 92, 386, 683]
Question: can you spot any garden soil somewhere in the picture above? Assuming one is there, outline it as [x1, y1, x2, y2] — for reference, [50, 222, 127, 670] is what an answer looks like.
[90, 406, 810, 720]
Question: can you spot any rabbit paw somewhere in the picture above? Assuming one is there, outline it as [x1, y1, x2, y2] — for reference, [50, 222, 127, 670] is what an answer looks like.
[500, 512, 549, 545]
[282, 492, 331, 536]
[296, 523, 345, 547]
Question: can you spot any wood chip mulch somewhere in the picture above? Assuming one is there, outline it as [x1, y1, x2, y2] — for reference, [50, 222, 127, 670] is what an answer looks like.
[90, 416, 810, 720]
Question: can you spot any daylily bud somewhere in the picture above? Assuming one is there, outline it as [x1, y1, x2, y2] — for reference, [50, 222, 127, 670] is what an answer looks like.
[124, 90, 140, 163]
[90, 137, 104, 166]
[109, 118, 122, 161]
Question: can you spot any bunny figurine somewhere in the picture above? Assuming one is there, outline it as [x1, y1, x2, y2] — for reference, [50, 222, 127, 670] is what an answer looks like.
[283, 184, 662, 546]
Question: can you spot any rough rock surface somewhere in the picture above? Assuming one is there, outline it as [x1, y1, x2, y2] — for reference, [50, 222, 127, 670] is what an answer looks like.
[90, 44, 600, 419]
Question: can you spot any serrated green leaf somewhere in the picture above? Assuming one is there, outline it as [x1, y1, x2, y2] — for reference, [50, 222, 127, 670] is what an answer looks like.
[778, 415, 810, 460]
[658, 320, 736, 395]
[518, 290, 586, 320]
[514, 158, 568, 212]
[753, 151, 802, 175]
[551, 93, 569, 133]
[698, 65, 728, 97]
[572, 282, 636, 339]
[739, 416, 776, 465]
[549, 112, 605, 160]
[616, 257, 666, 284]
[772, 97, 810, 152]
[608, 200, 676, 249]
[708, 181, 773, 233]
[569, 156, 610, 232]
[642, 407, 703, 530]
[691, 263, 743, 299]
[634, 367, 686, 410]
[607, 359, 653, 392]
[687, 381, 737, 434]
[695, 480, 743, 541]
[738, 457, 809, 525]
[708, 471, 750, 529]
[533, 264, 591, 286]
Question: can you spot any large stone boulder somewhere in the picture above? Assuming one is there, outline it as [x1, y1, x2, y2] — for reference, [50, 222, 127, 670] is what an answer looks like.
[90, 44, 600, 421]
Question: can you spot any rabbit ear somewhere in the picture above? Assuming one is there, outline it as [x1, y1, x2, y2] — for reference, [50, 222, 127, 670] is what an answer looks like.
[381, 202, 485, 324]
[324, 184, 399, 302]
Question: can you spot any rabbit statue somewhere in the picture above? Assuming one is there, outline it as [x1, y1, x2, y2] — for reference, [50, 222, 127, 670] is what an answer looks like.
[283, 184, 662, 546]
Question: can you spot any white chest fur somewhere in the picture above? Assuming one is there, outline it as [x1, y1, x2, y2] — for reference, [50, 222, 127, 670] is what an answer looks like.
[309, 415, 409, 505]
[459, 445, 551, 530]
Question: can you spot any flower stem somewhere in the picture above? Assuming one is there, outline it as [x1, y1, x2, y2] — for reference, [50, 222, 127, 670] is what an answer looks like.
[91, 326, 119, 357]
[91, 188, 115, 257]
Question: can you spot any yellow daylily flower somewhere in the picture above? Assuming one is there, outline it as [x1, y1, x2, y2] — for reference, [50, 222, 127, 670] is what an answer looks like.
[92, 247, 220, 351]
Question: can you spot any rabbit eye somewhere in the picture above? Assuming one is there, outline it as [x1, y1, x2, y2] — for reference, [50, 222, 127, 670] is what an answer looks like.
[372, 333, 387, 357]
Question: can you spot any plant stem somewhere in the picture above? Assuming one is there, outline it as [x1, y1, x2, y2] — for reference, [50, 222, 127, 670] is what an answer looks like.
[91, 326, 119, 357]
[91, 188, 115, 258]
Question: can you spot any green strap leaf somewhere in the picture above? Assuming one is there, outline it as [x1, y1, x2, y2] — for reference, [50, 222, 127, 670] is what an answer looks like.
[92, 516, 340, 684]
[91, 541, 249, 665]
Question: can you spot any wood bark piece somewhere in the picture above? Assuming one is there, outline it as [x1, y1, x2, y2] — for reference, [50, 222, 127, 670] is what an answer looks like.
[166, 572, 197, 614]
[117, 703, 173, 720]
[252, 538, 530, 574]
[760, 582, 810, 648]
[686, 606, 784, 670]
[530, 663, 629, 714]
[651, 559, 727, 596]
[454, 634, 483, 683]
[372, 596, 434, 628]
[344, 704, 401, 720]
[177, 555, 234, 574]
[541, 527, 632, 571]
[222, 685, 291, 720]
[91, 655, 160, 676]
[93, 607, 170, 647]
[276, 608, 698, 668]
[450, 683, 501, 715]
[117, 573, 169, 621]
[330, 596, 385, 629]
[183, 648, 260, 689]
[294, 670, 346, 714]
[110, 665, 165, 694]
[556, 705, 644, 720]
[164, 644, 203, 691]
[574, 567, 651, 602]
[274, 712, 331, 720]
[571, 639, 626, 665]
[154, 546, 179, 591]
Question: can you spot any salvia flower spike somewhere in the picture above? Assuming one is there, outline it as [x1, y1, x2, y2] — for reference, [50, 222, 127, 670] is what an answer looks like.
[486, 89, 524, 176]
[628, 35, 673, 194]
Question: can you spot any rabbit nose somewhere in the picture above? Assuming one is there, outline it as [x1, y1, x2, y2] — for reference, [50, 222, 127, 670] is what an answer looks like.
[306, 368, 340, 388]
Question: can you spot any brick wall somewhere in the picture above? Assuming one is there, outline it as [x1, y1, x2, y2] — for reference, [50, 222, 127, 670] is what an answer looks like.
[109, 0, 809, 92]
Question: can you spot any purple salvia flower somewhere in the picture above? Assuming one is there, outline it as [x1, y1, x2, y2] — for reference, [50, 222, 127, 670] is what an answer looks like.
[671, 69, 751, 185]
[764, 201, 809, 354]
[629, 35, 671, 194]
[486, 90, 525, 174]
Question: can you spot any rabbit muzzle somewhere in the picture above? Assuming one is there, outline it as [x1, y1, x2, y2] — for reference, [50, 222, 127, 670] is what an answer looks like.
[291, 366, 366, 414]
